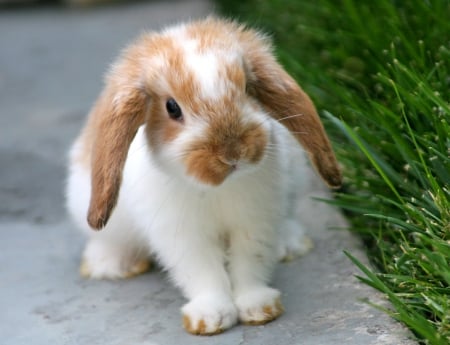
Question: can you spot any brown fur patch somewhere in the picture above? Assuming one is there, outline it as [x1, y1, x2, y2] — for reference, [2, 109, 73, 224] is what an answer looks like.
[185, 18, 236, 53]
[197, 319, 207, 334]
[243, 298, 284, 326]
[123, 259, 152, 278]
[182, 315, 224, 336]
[182, 315, 192, 332]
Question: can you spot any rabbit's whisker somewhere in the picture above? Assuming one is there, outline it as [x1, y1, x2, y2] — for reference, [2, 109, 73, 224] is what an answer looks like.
[275, 113, 305, 123]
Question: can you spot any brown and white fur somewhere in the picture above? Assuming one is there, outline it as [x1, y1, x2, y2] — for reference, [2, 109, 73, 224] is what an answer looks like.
[66, 18, 342, 335]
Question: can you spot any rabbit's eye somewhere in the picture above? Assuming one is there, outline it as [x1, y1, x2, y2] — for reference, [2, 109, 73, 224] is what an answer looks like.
[166, 98, 183, 121]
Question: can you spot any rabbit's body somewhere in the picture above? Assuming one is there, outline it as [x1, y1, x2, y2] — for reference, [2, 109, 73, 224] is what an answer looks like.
[66, 18, 341, 335]
[67, 121, 309, 331]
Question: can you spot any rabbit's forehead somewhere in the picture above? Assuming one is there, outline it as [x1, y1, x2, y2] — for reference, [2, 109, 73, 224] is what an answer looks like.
[182, 42, 244, 100]
[147, 29, 246, 105]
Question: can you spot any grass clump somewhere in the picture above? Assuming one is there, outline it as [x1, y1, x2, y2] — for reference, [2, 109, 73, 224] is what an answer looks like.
[217, 0, 450, 343]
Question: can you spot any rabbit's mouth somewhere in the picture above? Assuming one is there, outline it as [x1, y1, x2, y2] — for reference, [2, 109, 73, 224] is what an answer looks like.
[217, 157, 238, 171]
[183, 150, 252, 186]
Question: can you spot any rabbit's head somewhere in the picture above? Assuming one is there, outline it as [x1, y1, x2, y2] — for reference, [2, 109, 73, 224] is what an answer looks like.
[85, 18, 342, 230]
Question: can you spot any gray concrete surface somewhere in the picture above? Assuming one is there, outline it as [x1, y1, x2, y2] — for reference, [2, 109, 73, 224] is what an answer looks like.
[0, 1, 417, 344]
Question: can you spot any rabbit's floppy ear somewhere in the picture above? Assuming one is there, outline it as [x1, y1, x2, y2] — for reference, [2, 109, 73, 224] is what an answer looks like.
[242, 34, 342, 188]
[86, 69, 148, 230]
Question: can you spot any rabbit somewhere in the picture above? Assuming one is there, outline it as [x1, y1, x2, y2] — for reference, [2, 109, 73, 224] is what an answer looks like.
[66, 17, 342, 335]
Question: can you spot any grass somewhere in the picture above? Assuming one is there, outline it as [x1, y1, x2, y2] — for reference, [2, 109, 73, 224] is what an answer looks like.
[217, 1, 450, 344]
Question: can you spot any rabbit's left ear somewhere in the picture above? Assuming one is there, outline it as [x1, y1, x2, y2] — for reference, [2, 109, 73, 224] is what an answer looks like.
[87, 81, 147, 230]
[242, 35, 342, 188]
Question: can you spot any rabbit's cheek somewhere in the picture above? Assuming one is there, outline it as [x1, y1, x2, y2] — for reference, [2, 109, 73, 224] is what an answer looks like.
[240, 126, 268, 164]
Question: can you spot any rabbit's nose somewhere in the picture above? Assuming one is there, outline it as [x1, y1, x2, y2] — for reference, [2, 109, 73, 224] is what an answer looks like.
[221, 138, 242, 159]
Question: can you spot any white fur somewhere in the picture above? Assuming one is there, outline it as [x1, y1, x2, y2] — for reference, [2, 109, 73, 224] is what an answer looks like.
[185, 51, 222, 100]
[181, 42, 244, 101]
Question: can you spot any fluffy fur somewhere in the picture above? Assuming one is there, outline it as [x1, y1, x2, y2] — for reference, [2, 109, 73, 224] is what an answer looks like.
[66, 17, 341, 335]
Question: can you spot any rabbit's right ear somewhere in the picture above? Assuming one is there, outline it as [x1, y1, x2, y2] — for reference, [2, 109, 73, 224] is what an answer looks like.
[240, 31, 342, 188]
[86, 77, 148, 230]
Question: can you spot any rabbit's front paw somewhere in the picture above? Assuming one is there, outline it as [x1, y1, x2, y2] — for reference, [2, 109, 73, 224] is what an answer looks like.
[235, 287, 284, 325]
[181, 295, 238, 335]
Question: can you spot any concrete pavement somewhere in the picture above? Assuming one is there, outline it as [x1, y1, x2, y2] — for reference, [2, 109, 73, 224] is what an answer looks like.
[0, 1, 416, 344]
